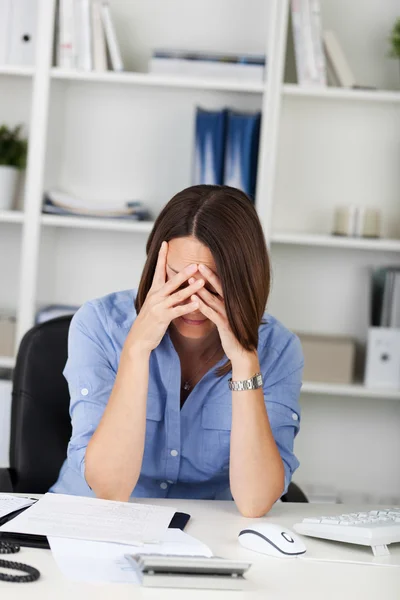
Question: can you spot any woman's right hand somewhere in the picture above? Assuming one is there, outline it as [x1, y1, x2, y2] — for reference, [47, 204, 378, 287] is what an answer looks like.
[125, 241, 204, 355]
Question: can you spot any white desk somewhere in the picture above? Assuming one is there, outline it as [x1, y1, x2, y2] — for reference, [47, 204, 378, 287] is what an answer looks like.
[1, 498, 399, 599]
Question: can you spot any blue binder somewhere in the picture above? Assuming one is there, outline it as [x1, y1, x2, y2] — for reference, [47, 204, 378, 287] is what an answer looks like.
[223, 110, 261, 199]
[192, 108, 227, 185]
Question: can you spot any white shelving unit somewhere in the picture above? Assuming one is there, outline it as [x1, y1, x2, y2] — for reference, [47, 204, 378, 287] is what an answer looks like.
[51, 68, 265, 93]
[1, 0, 400, 500]
[283, 83, 400, 104]
[271, 232, 400, 252]
[0, 66, 34, 77]
[0, 210, 24, 225]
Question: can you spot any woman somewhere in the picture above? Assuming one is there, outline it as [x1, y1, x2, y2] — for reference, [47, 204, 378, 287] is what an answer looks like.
[50, 185, 303, 518]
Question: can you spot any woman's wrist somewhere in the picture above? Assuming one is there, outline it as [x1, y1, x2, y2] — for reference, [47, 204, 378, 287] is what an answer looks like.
[231, 350, 260, 381]
[121, 340, 152, 363]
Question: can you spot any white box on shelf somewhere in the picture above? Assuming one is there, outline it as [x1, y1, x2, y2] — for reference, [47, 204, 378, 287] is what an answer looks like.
[0, 379, 12, 468]
[364, 327, 400, 389]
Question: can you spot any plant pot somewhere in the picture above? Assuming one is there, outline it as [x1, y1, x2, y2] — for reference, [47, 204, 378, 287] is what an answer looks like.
[0, 165, 19, 211]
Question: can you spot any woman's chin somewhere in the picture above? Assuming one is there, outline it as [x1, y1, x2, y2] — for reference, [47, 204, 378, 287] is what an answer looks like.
[173, 315, 214, 338]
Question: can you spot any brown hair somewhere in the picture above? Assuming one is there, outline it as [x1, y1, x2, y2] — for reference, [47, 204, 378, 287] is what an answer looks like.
[135, 185, 271, 376]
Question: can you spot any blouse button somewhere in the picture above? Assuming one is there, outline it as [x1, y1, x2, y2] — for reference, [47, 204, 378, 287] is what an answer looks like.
[81, 388, 89, 396]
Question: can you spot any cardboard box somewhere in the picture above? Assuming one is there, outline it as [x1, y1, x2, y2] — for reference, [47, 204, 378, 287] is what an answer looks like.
[296, 333, 355, 384]
[0, 315, 16, 357]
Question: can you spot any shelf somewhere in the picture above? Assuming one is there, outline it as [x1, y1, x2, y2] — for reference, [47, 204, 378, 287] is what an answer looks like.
[0, 356, 15, 369]
[0, 65, 34, 77]
[302, 381, 400, 400]
[51, 68, 264, 93]
[271, 232, 400, 252]
[0, 210, 24, 224]
[283, 83, 400, 104]
[41, 214, 155, 233]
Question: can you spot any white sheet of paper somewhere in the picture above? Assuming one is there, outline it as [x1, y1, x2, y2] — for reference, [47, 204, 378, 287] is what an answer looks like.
[48, 529, 213, 584]
[0, 493, 176, 545]
[0, 494, 35, 518]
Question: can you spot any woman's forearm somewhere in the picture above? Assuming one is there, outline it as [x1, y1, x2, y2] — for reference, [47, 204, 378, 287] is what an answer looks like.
[85, 345, 150, 501]
[229, 353, 285, 518]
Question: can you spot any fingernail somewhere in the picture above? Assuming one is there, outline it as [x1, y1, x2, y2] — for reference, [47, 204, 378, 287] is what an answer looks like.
[188, 264, 197, 273]
[199, 263, 207, 271]
[188, 277, 195, 284]
[161, 241, 166, 250]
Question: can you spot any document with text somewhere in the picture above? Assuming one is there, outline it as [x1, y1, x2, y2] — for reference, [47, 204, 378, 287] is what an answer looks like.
[0, 493, 176, 545]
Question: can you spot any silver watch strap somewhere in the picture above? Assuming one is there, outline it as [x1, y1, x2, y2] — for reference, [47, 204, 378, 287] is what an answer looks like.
[228, 372, 263, 392]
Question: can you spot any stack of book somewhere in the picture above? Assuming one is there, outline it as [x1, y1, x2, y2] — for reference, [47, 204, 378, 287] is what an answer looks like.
[43, 189, 152, 221]
[56, 0, 123, 72]
[192, 108, 261, 200]
[289, 0, 357, 88]
[149, 50, 266, 84]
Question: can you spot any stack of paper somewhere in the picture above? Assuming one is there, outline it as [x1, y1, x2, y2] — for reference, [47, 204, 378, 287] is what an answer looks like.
[0, 493, 175, 545]
[43, 189, 151, 221]
[0, 495, 36, 521]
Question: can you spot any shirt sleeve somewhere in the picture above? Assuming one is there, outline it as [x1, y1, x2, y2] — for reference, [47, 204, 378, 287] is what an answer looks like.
[261, 333, 304, 495]
[63, 301, 117, 482]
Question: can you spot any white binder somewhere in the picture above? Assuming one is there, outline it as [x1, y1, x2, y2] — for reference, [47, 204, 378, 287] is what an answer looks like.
[7, 0, 38, 66]
[0, 0, 12, 65]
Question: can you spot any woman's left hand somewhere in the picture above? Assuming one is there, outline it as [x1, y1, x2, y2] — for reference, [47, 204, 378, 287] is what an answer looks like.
[189, 264, 255, 365]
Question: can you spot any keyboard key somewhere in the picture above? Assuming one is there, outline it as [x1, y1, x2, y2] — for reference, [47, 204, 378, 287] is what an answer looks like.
[302, 518, 321, 523]
[321, 518, 340, 524]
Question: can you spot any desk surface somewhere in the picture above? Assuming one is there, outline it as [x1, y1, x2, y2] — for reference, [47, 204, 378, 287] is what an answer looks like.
[1, 497, 399, 599]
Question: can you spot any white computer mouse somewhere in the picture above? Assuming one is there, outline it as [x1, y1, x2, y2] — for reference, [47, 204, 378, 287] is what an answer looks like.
[238, 522, 307, 558]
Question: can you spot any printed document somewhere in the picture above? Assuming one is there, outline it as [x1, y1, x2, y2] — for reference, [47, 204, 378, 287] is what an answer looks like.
[0, 493, 176, 545]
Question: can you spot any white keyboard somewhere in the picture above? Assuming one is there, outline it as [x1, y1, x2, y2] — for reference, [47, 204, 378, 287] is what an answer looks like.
[293, 508, 400, 556]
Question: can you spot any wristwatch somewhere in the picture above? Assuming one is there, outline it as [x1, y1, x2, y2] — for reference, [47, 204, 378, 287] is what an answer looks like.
[228, 372, 263, 392]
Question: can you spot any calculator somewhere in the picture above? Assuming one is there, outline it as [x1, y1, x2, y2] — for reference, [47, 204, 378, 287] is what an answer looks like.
[125, 554, 252, 590]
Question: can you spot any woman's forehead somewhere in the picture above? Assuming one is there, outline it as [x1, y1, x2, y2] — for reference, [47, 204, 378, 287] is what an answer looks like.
[166, 237, 216, 270]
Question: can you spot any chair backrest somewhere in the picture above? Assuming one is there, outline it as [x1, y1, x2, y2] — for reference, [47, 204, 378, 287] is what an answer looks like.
[10, 315, 73, 493]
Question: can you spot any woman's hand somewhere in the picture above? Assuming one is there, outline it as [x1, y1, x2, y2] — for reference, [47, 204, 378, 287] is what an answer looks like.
[125, 242, 204, 355]
[190, 263, 256, 365]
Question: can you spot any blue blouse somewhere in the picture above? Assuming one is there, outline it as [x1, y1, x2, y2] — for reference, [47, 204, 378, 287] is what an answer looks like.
[50, 289, 304, 500]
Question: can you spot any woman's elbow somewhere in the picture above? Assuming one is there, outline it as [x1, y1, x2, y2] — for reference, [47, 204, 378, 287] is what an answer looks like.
[234, 484, 285, 518]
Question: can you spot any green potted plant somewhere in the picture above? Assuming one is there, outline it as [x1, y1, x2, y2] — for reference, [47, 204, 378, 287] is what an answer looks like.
[388, 17, 400, 83]
[0, 124, 28, 211]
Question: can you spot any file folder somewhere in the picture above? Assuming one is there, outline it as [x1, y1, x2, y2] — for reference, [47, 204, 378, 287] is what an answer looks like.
[7, 0, 38, 66]
[223, 110, 261, 199]
[192, 108, 227, 186]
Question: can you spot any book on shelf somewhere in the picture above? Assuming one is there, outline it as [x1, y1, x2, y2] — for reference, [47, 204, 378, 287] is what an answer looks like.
[0, 0, 38, 67]
[43, 189, 152, 220]
[323, 30, 356, 88]
[91, 0, 107, 71]
[149, 49, 266, 83]
[290, 0, 326, 87]
[56, 0, 123, 72]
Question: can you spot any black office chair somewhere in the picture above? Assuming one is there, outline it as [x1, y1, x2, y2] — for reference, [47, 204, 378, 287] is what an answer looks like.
[0, 316, 73, 493]
[0, 315, 307, 502]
